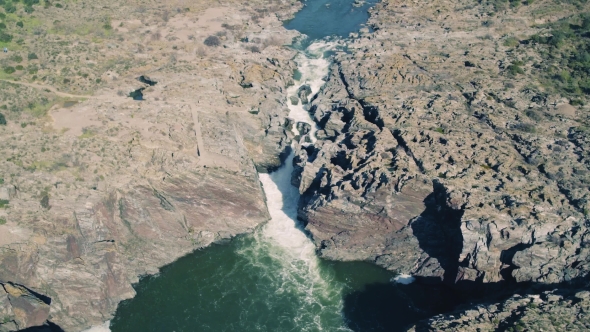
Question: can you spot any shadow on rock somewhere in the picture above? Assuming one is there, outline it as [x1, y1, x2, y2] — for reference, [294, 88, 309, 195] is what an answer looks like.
[342, 281, 462, 332]
[410, 181, 465, 284]
[19, 321, 64, 332]
[343, 274, 590, 331]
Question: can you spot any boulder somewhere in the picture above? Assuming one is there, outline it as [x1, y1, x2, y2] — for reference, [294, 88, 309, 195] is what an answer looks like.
[297, 84, 312, 104]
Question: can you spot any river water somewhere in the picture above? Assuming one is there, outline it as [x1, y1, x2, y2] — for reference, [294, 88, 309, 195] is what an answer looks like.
[109, 1, 434, 331]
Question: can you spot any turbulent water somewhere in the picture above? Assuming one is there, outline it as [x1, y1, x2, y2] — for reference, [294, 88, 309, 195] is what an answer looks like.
[107, 2, 433, 331]
[110, 42, 399, 332]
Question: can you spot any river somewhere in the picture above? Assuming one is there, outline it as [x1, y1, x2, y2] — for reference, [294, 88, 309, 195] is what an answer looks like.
[108, 1, 432, 331]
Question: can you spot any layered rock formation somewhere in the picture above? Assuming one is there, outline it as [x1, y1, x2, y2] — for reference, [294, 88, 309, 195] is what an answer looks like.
[0, 0, 301, 330]
[410, 288, 590, 331]
[293, 0, 590, 327]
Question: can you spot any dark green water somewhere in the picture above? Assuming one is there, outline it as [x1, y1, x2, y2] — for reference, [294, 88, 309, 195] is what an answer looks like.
[109, 1, 439, 331]
[110, 237, 405, 332]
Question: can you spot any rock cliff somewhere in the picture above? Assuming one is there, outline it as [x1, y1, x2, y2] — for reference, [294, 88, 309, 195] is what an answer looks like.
[0, 0, 301, 330]
[293, 0, 590, 327]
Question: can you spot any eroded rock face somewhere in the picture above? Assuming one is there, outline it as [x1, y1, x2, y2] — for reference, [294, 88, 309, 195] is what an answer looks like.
[297, 84, 313, 104]
[296, 0, 590, 298]
[0, 1, 302, 330]
[410, 288, 590, 331]
[0, 282, 50, 331]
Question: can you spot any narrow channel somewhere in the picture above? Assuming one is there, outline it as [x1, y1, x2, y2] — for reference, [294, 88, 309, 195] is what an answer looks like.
[110, 1, 436, 331]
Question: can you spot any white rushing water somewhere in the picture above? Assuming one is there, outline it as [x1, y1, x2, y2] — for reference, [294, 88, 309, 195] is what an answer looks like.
[94, 40, 412, 332]
[238, 41, 353, 331]
[82, 321, 111, 332]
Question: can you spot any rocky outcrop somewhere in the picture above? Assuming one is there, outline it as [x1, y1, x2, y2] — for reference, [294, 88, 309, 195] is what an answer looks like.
[297, 84, 313, 104]
[294, 0, 590, 326]
[0, 1, 301, 330]
[410, 286, 590, 331]
[0, 282, 51, 331]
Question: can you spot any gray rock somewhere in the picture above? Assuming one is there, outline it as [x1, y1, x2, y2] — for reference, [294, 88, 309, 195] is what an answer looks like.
[297, 84, 312, 104]
[0, 186, 15, 201]
[1, 282, 50, 330]
[295, 121, 311, 136]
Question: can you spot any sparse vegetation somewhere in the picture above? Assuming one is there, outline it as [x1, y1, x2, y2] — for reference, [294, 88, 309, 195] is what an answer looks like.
[504, 36, 520, 48]
[530, 13, 590, 96]
[40, 194, 50, 209]
[247, 45, 261, 53]
[204, 35, 220, 47]
[514, 123, 536, 133]
[506, 61, 525, 76]
[525, 110, 543, 121]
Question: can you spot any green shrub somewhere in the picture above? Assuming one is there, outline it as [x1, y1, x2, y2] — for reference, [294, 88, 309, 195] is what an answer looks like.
[571, 99, 585, 106]
[557, 70, 571, 83]
[514, 123, 536, 133]
[204, 35, 221, 47]
[507, 63, 524, 76]
[525, 110, 543, 121]
[15, 65, 23, 70]
[3, 66, 15, 74]
[40, 194, 50, 209]
[529, 14, 590, 96]
[0, 218, 6, 225]
[11, 55, 22, 63]
[0, 200, 8, 208]
[0, 113, 6, 125]
[28, 52, 38, 60]
[0, 32, 12, 43]
[24, 5, 33, 13]
[16, 21, 23, 28]
[3, 3, 16, 13]
[0, 23, 6, 29]
[504, 37, 520, 48]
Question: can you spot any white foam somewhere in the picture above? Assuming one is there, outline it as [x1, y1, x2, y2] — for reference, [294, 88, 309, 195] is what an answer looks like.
[81, 321, 111, 332]
[252, 40, 348, 330]
[393, 274, 415, 285]
[287, 42, 338, 142]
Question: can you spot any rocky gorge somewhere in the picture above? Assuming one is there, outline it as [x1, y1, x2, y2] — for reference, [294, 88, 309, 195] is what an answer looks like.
[291, 0, 590, 329]
[0, 0, 305, 330]
[0, 0, 590, 330]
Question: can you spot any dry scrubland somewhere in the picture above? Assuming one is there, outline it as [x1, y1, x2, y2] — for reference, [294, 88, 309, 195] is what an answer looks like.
[0, 0, 303, 330]
[1, 0, 590, 330]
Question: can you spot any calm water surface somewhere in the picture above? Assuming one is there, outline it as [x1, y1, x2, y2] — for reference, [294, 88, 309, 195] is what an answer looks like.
[284, 0, 378, 40]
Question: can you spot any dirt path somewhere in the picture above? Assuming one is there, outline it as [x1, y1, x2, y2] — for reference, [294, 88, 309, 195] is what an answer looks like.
[0, 79, 94, 99]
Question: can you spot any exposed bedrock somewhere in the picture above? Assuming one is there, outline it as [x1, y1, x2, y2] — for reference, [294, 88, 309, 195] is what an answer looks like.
[291, 0, 590, 328]
[295, 49, 590, 289]
[0, 3, 302, 330]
